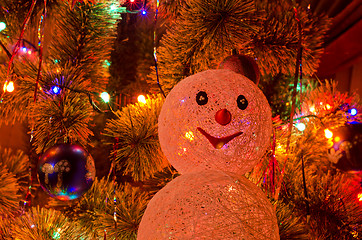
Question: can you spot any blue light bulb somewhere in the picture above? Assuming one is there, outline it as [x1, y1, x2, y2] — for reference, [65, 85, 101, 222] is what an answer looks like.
[350, 108, 357, 116]
[142, 10, 147, 15]
[51, 86, 60, 94]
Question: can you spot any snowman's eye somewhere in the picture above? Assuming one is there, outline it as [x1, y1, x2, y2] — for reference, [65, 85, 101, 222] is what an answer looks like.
[237, 95, 248, 110]
[196, 91, 208, 105]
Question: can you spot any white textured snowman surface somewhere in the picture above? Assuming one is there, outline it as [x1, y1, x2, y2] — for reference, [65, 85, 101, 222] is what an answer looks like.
[137, 69, 279, 240]
[137, 170, 279, 240]
[158, 69, 272, 175]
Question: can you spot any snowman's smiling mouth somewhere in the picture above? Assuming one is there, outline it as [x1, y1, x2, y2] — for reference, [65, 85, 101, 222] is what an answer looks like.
[197, 127, 243, 149]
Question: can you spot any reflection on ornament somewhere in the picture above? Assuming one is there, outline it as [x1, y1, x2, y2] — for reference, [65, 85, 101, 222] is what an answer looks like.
[37, 144, 95, 200]
[54, 160, 71, 188]
[41, 163, 54, 184]
[328, 122, 362, 172]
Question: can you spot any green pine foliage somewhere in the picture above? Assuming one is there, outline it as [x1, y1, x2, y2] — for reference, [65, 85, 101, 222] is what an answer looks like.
[0, 147, 29, 218]
[151, 0, 330, 92]
[47, 178, 149, 239]
[47, 0, 120, 94]
[276, 202, 308, 240]
[154, 0, 261, 92]
[9, 206, 84, 240]
[252, 0, 330, 76]
[0, 0, 361, 239]
[103, 94, 169, 181]
[269, 81, 362, 238]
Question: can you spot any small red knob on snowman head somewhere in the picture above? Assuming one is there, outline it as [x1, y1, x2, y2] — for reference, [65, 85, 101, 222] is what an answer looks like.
[215, 109, 231, 126]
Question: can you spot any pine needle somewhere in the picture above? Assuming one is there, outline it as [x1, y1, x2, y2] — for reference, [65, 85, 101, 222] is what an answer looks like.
[103, 95, 169, 181]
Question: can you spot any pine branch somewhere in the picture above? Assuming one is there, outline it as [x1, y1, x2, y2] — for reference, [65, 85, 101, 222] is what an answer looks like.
[51, 178, 150, 239]
[0, 167, 21, 218]
[29, 89, 94, 154]
[251, 0, 331, 76]
[276, 202, 308, 240]
[47, 0, 120, 94]
[9, 206, 84, 240]
[271, 81, 362, 238]
[152, 0, 261, 92]
[103, 95, 169, 181]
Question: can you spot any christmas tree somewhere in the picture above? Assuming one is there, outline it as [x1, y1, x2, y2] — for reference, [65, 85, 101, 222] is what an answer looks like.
[0, 0, 361, 239]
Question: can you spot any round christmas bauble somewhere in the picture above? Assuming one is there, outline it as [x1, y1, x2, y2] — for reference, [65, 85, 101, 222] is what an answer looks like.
[158, 69, 272, 175]
[37, 143, 95, 200]
[328, 122, 362, 172]
[137, 170, 279, 239]
[218, 54, 260, 84]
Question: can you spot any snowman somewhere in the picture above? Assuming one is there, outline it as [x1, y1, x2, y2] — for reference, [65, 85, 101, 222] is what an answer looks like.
[137, 69, 280, 239]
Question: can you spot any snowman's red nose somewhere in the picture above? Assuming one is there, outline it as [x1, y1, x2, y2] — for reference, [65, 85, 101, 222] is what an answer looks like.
[215, 109, 232, 126]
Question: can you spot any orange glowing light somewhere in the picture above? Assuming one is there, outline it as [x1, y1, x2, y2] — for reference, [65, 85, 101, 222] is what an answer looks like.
[185, 131, 195, 141]
[3, 81, 14, 92]
[358, 193, 362, 201]
[309, 105, 316, 113]
[324, 129, 333, 139]
[137, 95, 146, 104]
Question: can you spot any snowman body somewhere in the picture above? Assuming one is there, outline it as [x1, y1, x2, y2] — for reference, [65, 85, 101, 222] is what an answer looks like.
[138, 69, 279, 239]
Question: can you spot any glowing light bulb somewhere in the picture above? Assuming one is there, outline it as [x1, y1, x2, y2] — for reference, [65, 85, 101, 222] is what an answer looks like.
[350, 108, 357, 116]
[100, 92, 110, 103]
[325, 104, 331, 110]
[296, 122, 306, 131]
[51, 86, 60, 95]
[142, 10, 147, 15]
[309, 105, 316, 113]
[0, 22, 6, 32]
[324, 129, 333, 139]
[3, 81, 14, 92]
[110, 4, 118, 11]
[334, 136, 340, 142]
[137, 95, 146, 104]
[27, 50, 32, 54]
[22, 47, 27, 52]
[358, 193, 362, 201]
[185, 131, 195, 141]
[130, 0, 135, 2]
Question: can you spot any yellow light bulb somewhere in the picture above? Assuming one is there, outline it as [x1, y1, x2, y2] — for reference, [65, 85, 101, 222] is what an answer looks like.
[185, 131, 195, 141]
[3, 81, 14, 92]
[324, 129, 333, 139]
[358, 193, 362, 201]
[309, 105, 316, 113]
[100, 92, 110, 103]
[137, 95, 146, 104]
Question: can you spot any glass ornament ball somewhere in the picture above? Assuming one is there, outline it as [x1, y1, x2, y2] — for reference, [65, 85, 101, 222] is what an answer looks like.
[218, 54, 260, 84]
[137, 170, 280, 239]
[37, 143, 96, 200]
[158, 69, 272, 175]
[328, 122, 362, 172]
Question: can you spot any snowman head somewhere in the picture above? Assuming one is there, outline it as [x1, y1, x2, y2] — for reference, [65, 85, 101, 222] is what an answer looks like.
[158, 69, 272, 175]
